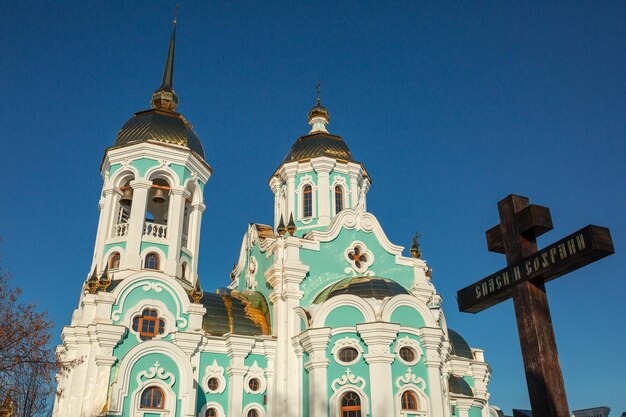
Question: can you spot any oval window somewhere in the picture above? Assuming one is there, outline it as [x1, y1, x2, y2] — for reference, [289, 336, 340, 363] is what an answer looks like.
[338, 347, 359, 364]
[248, 378, 260, 392]
[207, 377, 220, 392]
[399, 346, 417, 363]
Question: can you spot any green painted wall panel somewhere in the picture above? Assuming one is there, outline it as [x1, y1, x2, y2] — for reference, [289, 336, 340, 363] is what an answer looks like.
[324, 306, 365, 327]
[389, 306, 426, 328]
[141, 241, 169, 257]
[104, 242, 126, 254]
[131, 158, 160, 178]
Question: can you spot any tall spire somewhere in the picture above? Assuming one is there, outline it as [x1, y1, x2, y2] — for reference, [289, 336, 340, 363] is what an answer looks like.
[308, 81, 330, 133]
[151, 15, 179, 112]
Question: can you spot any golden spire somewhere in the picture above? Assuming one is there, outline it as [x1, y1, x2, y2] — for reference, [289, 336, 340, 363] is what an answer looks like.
[98, 264, 112, 292]
[151, 13, 179, 112]
[287, 213, 297, 236]
[277, 214, 287, 236]
[86, 266, 99, 294]
[410, 232, 422, 259]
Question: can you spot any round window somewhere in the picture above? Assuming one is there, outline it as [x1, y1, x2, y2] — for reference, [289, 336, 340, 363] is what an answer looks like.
[206, 408, 218, 417]
[338, 347, 359, 364]
[247, 410, 259, 417]
[248, 378, 260, 392]
[399, 346, 417, 363]
[207, 377, 220, 391]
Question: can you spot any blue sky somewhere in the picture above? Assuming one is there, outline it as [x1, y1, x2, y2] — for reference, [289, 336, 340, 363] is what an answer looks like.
[0, 1, 624, 413]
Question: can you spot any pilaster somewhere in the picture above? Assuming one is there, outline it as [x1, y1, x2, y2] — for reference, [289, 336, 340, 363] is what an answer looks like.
[189, 202, 205, 279]
[92, 186, 120, 269]
[311, 157, 336, 226]
[165, 186, 187, 275]
[226, 336, 256, 417]
[301, 327, 332, 417]
[357, 322, 399, 417]
[421, 326, 447, 417]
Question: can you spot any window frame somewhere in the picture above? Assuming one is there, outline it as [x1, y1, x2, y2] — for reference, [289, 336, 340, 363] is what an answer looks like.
[144, 252, 160, 270]
[401, 391, 419, 411]
[340, 391, 362, 417]
[302, 184, 313, 218]
[334, 185, 344, 214]
[109, 252, 121, 270]
[139, 386, 165, 410]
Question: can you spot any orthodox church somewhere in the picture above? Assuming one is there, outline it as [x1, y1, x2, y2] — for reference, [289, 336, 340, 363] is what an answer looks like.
[53, 21, 501, 417]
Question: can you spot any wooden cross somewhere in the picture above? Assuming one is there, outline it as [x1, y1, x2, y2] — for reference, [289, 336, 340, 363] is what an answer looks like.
[457, 195, 614, 417]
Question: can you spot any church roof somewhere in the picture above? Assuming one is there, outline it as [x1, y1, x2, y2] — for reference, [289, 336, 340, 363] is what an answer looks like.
[115, 109, 205, 159]
[282, 132, 356, 164]
[313, 276, 409, 304]
[201, 290, 271, 336]
[113, 19, 206, 160]
[448, 328, 474, 359]
[448, 375, 474, 396]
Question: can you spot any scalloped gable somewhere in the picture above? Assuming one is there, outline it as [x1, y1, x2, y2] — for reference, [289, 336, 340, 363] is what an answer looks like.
[305, 206, 404, 256]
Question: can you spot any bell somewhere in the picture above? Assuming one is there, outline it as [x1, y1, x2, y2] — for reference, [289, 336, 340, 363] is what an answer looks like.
[152, 187, 166, 204]
[120, 187, 133, 206]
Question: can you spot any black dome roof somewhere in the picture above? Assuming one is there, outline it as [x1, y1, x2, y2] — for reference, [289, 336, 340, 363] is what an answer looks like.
[313, 276, 409, 304]
[448, 328, 474, 359]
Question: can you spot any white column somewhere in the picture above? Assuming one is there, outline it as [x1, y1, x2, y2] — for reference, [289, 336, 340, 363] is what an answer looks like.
[92, 186, 120, 268]
[226, 336, 256, 417]
[123, 178, 152, 270]
[263, 340, 277, 417]
[270, 177, 282, 230]
[188, 202, 205, 280]
[300, 327, 332, 417]
[165, 186, 187, 276]
[347, 163, 362, 208]
[311, 158, 335, 226]
[421, 327, 447, 417]
[280, 164, 297, 220]
[357, 322, 399, 417]
[456, 401, 472, 417]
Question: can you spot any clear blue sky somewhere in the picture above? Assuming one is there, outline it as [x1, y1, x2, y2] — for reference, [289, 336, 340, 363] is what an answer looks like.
[1, 1, 624, 414]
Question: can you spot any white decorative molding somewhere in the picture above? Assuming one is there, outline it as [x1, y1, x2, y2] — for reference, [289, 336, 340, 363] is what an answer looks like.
[394, 336, 424, 365]
[330, 337, 364, 365]
[243, 361, 267, 394]
[396, 368, 427, 390]
[329, 383, 371, 417]
[246, 256, 258, 290]
[343, 241, 375, 275]
[242, 403, 267, 417]
[311, 294, 376, 328]
[331, 368, 367, 393]
[201, 360, 226, 394]
[124, 300, 175, 342]
[306, 206, 404, 255]
[136, 361, 176, 387]
[111, 277, 188, 328]
[198, 402, 225, 417]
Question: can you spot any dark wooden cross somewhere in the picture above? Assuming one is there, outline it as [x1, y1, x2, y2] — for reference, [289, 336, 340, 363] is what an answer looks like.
[457, 195, 614, 417]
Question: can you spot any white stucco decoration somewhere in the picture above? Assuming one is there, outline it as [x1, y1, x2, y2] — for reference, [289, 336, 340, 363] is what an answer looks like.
[137, 361, 176, 387]
[394, 336, 424, 365]
[201, 360, 226, 394]
[330, 337, 364, 365]
[344, 240, 375, 275]
[242, 403, 266, 417]
[246, 256, 258, 290]
[396, 368, 427, 390]
[331, 368, 367, 393]
[243, 360, 267, 394]
[198, 402, 225, 417]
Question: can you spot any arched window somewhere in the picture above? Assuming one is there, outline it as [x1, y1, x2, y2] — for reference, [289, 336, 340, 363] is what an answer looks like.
[340, 391, 361, 417]
[140, 386, 164, 409]
[132, 309, 165, 341]
[401, 391, 419, 411]
[335, 185, 344, 213]
[144, 252, 160, 270]
[109, 252, 121, 270]
[302, 185, 313, 218]
[206, 408, 218, 417]
[247, 410, 259, 417]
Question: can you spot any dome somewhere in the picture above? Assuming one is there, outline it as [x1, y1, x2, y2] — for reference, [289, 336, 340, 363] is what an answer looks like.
[448, 328, 474, 359]
[115, 109, 205, 159]
[313, 276, 409, 304]
[200, 290, 271, 336]
[281, 132, 355, 165]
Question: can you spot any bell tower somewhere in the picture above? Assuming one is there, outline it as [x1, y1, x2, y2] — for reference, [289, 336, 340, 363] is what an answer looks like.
[89, 19, 211, 286]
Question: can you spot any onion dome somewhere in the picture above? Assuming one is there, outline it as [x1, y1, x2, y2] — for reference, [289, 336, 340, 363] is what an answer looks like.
[308, 97, 330, 134]
[448, 375, 474, 397]
[200, 290, 271, 336]
[113, 20, 205, 160]
[313, 276, 409, 304]
[448, 328, 474, 359]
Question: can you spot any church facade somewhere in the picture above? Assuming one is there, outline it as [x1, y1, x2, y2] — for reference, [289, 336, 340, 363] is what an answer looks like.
[53, 22, 498, 417]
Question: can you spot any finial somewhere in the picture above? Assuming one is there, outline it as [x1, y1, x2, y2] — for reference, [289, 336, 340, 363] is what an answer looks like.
[308, 82, 329, 134]
[86, 266, 99, 294]
[189, 276, 204, 303]
[286, 213, 297, 236]
[277, 214, 287, 236]
[316, 81, 321, 105]
[98, 264, 111, 292]
[151, 16, 179, 111]
[410, 232, 422, 259]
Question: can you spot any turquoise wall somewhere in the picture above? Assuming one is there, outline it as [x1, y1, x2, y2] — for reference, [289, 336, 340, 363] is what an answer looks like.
[141, 241, 169, 257]
[196, 352, 231, 415]
[300, 227, 414, 305]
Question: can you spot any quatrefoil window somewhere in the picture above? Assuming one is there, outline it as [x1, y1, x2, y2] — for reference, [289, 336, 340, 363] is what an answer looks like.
[345, 242, 373, 273]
